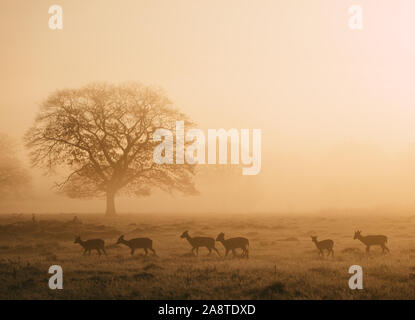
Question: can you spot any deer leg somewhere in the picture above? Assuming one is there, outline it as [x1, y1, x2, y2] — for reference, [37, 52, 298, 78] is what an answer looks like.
[191, 247, 196, 255]
[144, 248, 149, 256]
[130, 248, 135, 256]
[213, 247, 220, 256]
[102, 248, 107, 256]
[245, 248, 249, 259]
[242, 248, 247, 258]
[97, 248, 101, 256]
[366, 246, 370, 254]
[225, 249, 229, 257]
[207, 247, 212, 256]
[196, 247, 199, 256]
[83, 249, 87, 255]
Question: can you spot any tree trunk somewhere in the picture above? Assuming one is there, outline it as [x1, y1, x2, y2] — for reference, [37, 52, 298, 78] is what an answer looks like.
[105, 190, 117, 216]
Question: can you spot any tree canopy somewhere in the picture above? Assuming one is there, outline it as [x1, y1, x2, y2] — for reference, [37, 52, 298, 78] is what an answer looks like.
[25, 82, 197, 216]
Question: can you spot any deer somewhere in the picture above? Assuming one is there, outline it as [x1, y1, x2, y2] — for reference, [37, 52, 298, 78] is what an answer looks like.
[354, 230, 389, 254]
[216, 232, 249, 259]
[311, 236, 334, 257]
[74, 236, 106, 256]
[180, 231, 220, 256]
[116, 235, 156, 256]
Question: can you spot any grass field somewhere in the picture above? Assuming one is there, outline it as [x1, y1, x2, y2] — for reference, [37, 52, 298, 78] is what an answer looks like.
[1, 212, 415, 300]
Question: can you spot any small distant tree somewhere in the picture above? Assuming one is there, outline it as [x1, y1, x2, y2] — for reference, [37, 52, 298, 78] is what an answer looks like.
[25, 82, 197, 216]
[0, 134, 30, 200]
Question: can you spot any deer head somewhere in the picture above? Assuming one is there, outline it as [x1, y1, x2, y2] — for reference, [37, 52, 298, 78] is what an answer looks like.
[116, 235, 125, 244]
[216, 232, 225, 241]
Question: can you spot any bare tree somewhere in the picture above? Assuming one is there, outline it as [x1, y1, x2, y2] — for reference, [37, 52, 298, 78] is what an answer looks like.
[25, 82, 197, 216]
[0, 134, 30, 200]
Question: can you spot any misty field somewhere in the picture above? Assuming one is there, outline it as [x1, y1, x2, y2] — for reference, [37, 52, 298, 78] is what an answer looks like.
[1, 212, 415, 300]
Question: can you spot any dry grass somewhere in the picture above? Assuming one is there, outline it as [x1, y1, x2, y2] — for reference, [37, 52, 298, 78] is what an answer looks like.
[1, 212, 415, 299]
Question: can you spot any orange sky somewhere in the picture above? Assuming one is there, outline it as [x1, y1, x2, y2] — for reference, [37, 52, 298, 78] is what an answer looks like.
[1, 0, 415, 214]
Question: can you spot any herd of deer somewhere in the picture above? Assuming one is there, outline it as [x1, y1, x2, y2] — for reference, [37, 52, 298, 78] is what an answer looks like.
[74, 230, 390, 258]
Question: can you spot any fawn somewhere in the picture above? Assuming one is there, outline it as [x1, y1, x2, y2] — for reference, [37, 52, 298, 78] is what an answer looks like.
[116, 235, 156, 256]
[180, 231, 220, 256]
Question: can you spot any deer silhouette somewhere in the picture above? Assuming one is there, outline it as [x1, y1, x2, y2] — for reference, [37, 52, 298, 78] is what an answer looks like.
[74, 236, 106, 256]
[311, 236, 334, 257]
[116, 235, 156, 256]
[180, 231, 220, 256]
[354, 230, 389, 254]
[216, 232, 249, 259]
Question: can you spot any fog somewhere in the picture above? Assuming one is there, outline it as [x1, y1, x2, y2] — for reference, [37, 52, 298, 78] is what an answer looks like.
[1, 0, 415, 214]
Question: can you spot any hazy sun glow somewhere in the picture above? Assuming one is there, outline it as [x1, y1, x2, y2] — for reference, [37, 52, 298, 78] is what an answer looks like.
[1, 0, 415, 214]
